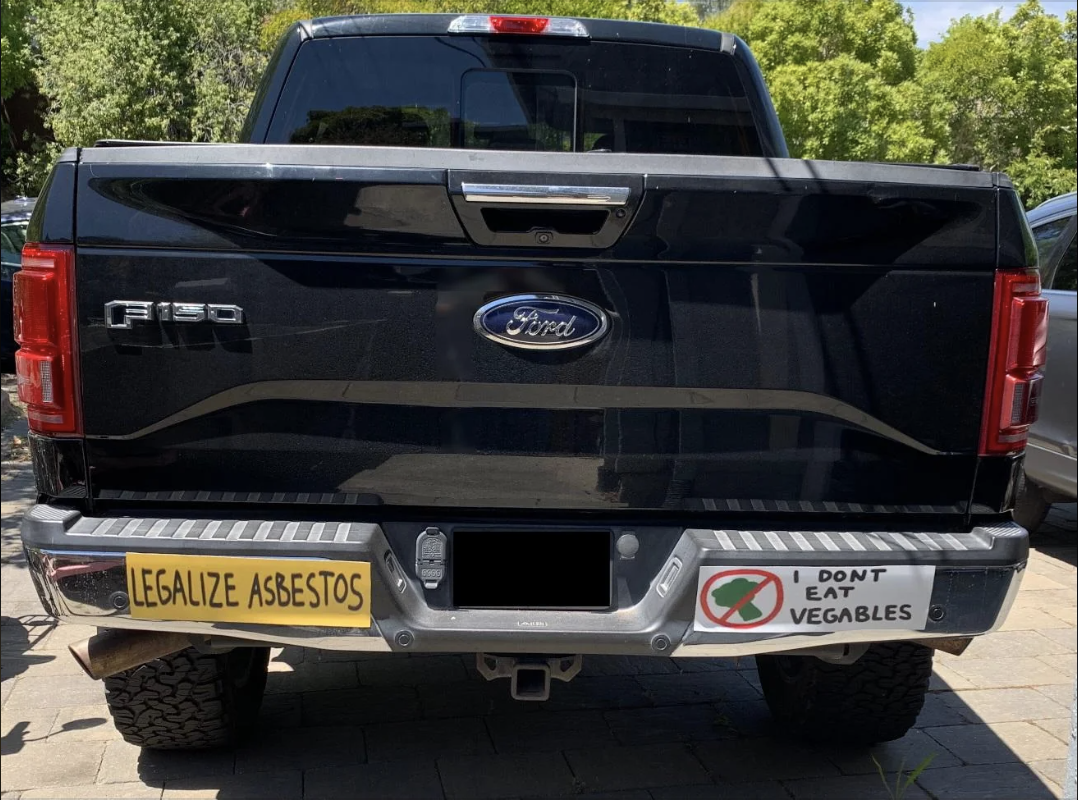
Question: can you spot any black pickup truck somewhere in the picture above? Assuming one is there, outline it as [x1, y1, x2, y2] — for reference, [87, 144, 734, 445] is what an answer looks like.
[17, 13, 1045, 750]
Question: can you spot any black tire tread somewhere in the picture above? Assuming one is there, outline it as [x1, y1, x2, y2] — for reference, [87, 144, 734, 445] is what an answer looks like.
[757, 641, 933, 744]
[103, 647, 269, 750]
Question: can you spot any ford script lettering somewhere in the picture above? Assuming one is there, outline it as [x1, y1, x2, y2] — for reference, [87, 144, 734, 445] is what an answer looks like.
[504, 307, 577, 338]
[474, 294, 609, 351]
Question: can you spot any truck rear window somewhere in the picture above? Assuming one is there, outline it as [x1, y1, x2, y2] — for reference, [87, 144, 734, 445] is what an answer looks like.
[266, 36, 762, 156]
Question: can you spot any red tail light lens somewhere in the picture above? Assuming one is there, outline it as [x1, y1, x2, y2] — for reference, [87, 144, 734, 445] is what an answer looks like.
[489, 16, 550, 34]
[447, 15, 589, 37]
[14, 244, 81, 435]
[979, 268, 1048, 455]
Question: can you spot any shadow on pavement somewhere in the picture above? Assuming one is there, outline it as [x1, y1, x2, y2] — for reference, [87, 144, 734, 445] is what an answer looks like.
[1, 614, 57, 680]
[2, 716, 109, 757]
[1, 613, 106, 758]
[0, 458, 34, 569]
[123, 649, 1062, 800]
[1034, 503, 1078, 569]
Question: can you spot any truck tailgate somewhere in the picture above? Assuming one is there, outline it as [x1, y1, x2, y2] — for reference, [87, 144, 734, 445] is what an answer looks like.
[74, 146, 1004, 517]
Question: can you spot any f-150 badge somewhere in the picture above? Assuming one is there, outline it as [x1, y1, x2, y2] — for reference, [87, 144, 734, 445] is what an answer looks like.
[473, 294, 608, 350]
[105, 301, 245, 329]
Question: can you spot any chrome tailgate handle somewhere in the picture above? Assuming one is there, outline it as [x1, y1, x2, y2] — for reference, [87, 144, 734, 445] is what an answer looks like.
[461, 183, 631, 206]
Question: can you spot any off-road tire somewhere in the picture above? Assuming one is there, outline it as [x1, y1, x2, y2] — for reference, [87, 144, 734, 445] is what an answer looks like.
[1012, 471, 1051, 534]
[103, 646, 270, 749]
[756, 642, 933, 744]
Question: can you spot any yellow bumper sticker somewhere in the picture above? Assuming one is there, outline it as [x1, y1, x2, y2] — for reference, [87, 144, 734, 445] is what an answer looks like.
[125, 553, 371, 628]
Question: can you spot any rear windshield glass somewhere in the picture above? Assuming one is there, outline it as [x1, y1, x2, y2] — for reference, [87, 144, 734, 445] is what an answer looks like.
[266, 36, 762, 156]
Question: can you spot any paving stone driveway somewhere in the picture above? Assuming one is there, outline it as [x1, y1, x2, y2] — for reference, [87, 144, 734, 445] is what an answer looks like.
[2, 444, 1075, 799]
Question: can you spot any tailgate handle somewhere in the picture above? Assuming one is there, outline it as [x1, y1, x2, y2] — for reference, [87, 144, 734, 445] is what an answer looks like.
[461, 183, 631, 206]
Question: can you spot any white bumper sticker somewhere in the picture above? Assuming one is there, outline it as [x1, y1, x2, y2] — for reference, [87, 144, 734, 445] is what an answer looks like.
[694, 565, 935, 633]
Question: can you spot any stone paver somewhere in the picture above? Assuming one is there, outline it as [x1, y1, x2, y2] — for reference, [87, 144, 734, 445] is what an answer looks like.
[2, 741, 109, 791]
[650, 780, 788, 799]
[262, 659, 358, 695]
[3, 672, 109, 710]
[361, 717, 492, 763]
[98, 739, 237, 786]
[958, 629, 1075, 659]
[564, 743, 711, 792]
[1030, 759, 1069, 790]
[996, 605, 1071, 631]
[917, 762, 1060, 799]
[1036, 651, 1077, 679]
[928, 661, 980, 691]
[438, 753, 577, 798]
[301, 686, 421, 726]
[1039, 628, 1077, 651]
[48, 705, 123, 742]
[304, 761, 443, 799]
[485, 710, 618, 753]
[948, 657, 1072, 688]
[823, 728, 963, 775]
[20, 784, 162, 800]
[233, 726, 364, 774]
[1, 411, 1075, 802]
[926, 721, 1070, 765]
[941, 687, 1073, 723]
[1033, 717, 1072, 742]
[914, 691, 974, 727]
[163, 772, 302, 800]
[784, 774, 932, 800]
[605, 703, 738, 745]
[694, 738, 841, 783]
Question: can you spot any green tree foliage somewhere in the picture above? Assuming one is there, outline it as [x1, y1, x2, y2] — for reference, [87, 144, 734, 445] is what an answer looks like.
[714, 0, 917, 82]
[705, 0, 933, 162]
[188, 0, 274, 142]
[2, 0, 36, 187]
[35, 1, 196, 144]
[1, 0, 34, 101]
[707, 0, 1076, 203]
[261, 0, 416, 52]
[917, 2, 1077, 206]
[15, 0, 269, 193]
[686, 0, 733, 22]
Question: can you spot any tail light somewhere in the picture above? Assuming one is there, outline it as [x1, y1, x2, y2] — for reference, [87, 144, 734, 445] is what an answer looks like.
[979, 268, 1048, 455]
[448, 15, 589, 37]
[14, 244, 81, 435]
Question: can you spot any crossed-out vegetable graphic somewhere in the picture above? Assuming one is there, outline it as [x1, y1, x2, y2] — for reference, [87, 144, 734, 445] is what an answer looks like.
[711, 577, 763, 621]
[700, 569, 784, 628]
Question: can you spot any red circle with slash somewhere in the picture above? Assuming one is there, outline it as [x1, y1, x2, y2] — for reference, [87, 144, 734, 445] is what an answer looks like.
[700, 569, 784, 628]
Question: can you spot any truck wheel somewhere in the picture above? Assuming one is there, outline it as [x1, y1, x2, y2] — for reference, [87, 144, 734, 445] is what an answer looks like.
[103, 646, 270, 749]
[756, 642, 933, 744]
[1012, 471, 1050, 534]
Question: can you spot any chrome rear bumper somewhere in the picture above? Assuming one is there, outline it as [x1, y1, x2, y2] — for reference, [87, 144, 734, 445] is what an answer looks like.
[22, 504, 1028, 658]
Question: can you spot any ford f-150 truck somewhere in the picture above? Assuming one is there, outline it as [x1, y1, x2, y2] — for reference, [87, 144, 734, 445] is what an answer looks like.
[16, 13, 1045, 750]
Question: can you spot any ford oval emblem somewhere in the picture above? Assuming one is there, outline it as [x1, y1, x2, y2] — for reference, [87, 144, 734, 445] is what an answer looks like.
[474, 294, 609, 351]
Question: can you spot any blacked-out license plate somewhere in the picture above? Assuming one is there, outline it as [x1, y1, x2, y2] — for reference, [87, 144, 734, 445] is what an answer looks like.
[452, 530, 612, 609]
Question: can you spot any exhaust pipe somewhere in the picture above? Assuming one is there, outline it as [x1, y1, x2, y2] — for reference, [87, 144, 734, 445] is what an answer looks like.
[69, 630, 193, 680]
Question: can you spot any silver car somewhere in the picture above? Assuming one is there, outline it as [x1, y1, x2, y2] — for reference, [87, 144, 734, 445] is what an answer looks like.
[1015, 191, 1077, 530]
